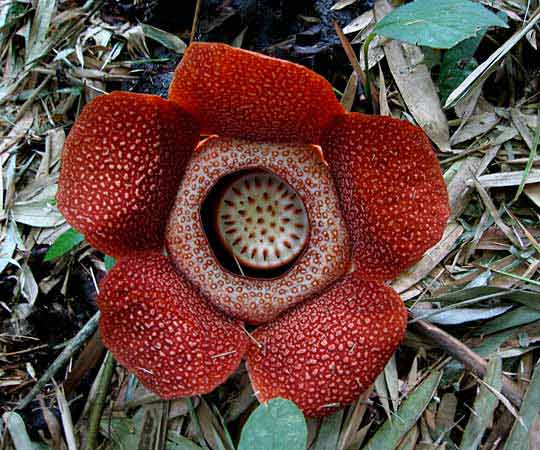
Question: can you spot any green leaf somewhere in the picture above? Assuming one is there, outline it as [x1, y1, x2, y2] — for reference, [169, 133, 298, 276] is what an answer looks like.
[364, 371, 442, 450]
[503, 362, 540, 450]
[44, 228, 84, 261]
[141, 23, 186, 53]
[459, 357, 502, 450]
[478, 306, 540, 335]
[439, 13, 505, 102]
[439, 36, 483, 103]
[104, 255, 116, 271]
[374, 0, 507, 49]
[310, 410, 343, 450]
[2, 412, 41, 450]
[411, 305, 512, 325]
[167, 432, 203, 450]
[428, 286, 540, 309]
[238, 398, 307, 450]
[100, 411, 144, 450]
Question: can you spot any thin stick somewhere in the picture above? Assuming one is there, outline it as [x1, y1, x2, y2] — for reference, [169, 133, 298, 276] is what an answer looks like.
[13, 74, 52, 123]
[16, 312, 100, 410]
[190, 0, 203, 43]
[409, 314, 523, 408]
[333, 20, 379, 113]
[84, 351, 115, 450]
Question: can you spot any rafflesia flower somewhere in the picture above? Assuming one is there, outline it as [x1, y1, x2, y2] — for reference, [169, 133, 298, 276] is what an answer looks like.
[57, 43, 449, 417]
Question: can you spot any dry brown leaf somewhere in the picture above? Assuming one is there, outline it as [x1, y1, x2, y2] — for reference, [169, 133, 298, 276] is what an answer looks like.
[331, 0, 358, 11]
[451, 112, 500, 145]
[392, 222, 463, 293]
[530, 414, 540, 450]
[511, 108, 536, 150]
[382, 37, 450, 150]
[338, 386, 373, 450]
[525, 183, 540, 207]
[343, 9, 374, 33]
[474, 180, 522, 248]
[341, 71, 358, 112]
[446, 157, 481, 220]
[477, 170, 540, 188]
[378, 64, 390, 116]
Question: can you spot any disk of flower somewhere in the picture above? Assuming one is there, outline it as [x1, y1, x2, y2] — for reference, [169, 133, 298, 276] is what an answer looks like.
[57, 43, 449, 417]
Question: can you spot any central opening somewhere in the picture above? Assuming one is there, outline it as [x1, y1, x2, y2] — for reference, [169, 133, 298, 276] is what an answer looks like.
[201, 169, 309, 279]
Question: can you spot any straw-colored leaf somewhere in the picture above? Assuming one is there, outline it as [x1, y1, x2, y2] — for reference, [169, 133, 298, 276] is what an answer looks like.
[503, 362, 540, 450]
[331, 0, 357, 11]
[383, 38, 450, 151]
[459, 356, 502, 450]
[26, 0, 57, 63]
[392, 222, 463, 293]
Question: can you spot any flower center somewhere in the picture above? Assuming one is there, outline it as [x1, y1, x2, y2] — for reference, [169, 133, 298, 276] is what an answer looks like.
[201, 169, 309, 278]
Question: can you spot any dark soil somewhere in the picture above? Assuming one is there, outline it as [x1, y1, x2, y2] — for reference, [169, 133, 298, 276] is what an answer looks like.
[115, 0, 373, 96]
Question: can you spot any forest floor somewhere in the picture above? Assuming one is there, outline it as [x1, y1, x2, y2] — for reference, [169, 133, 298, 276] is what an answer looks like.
[1, 0, 540, 449]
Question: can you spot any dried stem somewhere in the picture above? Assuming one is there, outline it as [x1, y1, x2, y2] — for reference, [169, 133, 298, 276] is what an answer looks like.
[409, 314, 523, 408]
[333, 20, 379, 113]
[190, 0, 203, 43]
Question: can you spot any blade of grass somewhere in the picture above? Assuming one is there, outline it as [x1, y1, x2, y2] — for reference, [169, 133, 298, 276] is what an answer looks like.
[459, 356, 502, 450]
[503, 364, 540, 450]
[84, 351, 115, 450]
[514, 111, 540, 201]
[445, 7, 540, 107]
[55, 384, 77, 450]
[363, 371, 442, 450]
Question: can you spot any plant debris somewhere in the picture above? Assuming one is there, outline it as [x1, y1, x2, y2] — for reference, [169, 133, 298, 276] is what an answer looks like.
[1, 0, 540, 448]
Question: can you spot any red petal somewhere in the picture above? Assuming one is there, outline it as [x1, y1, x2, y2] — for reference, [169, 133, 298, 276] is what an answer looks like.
[323, 113, 450, 280]
[246, 271, 407, 417]
[57, 92, 199, 258]
[97, 252, 248, 398]
[169, 43, 344, 144]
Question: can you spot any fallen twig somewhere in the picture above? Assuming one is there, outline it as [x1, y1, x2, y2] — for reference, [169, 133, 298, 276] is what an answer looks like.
[190, 0, 203, 43]
[409, 314, 523, 408]
[333, 20, 379, 113]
